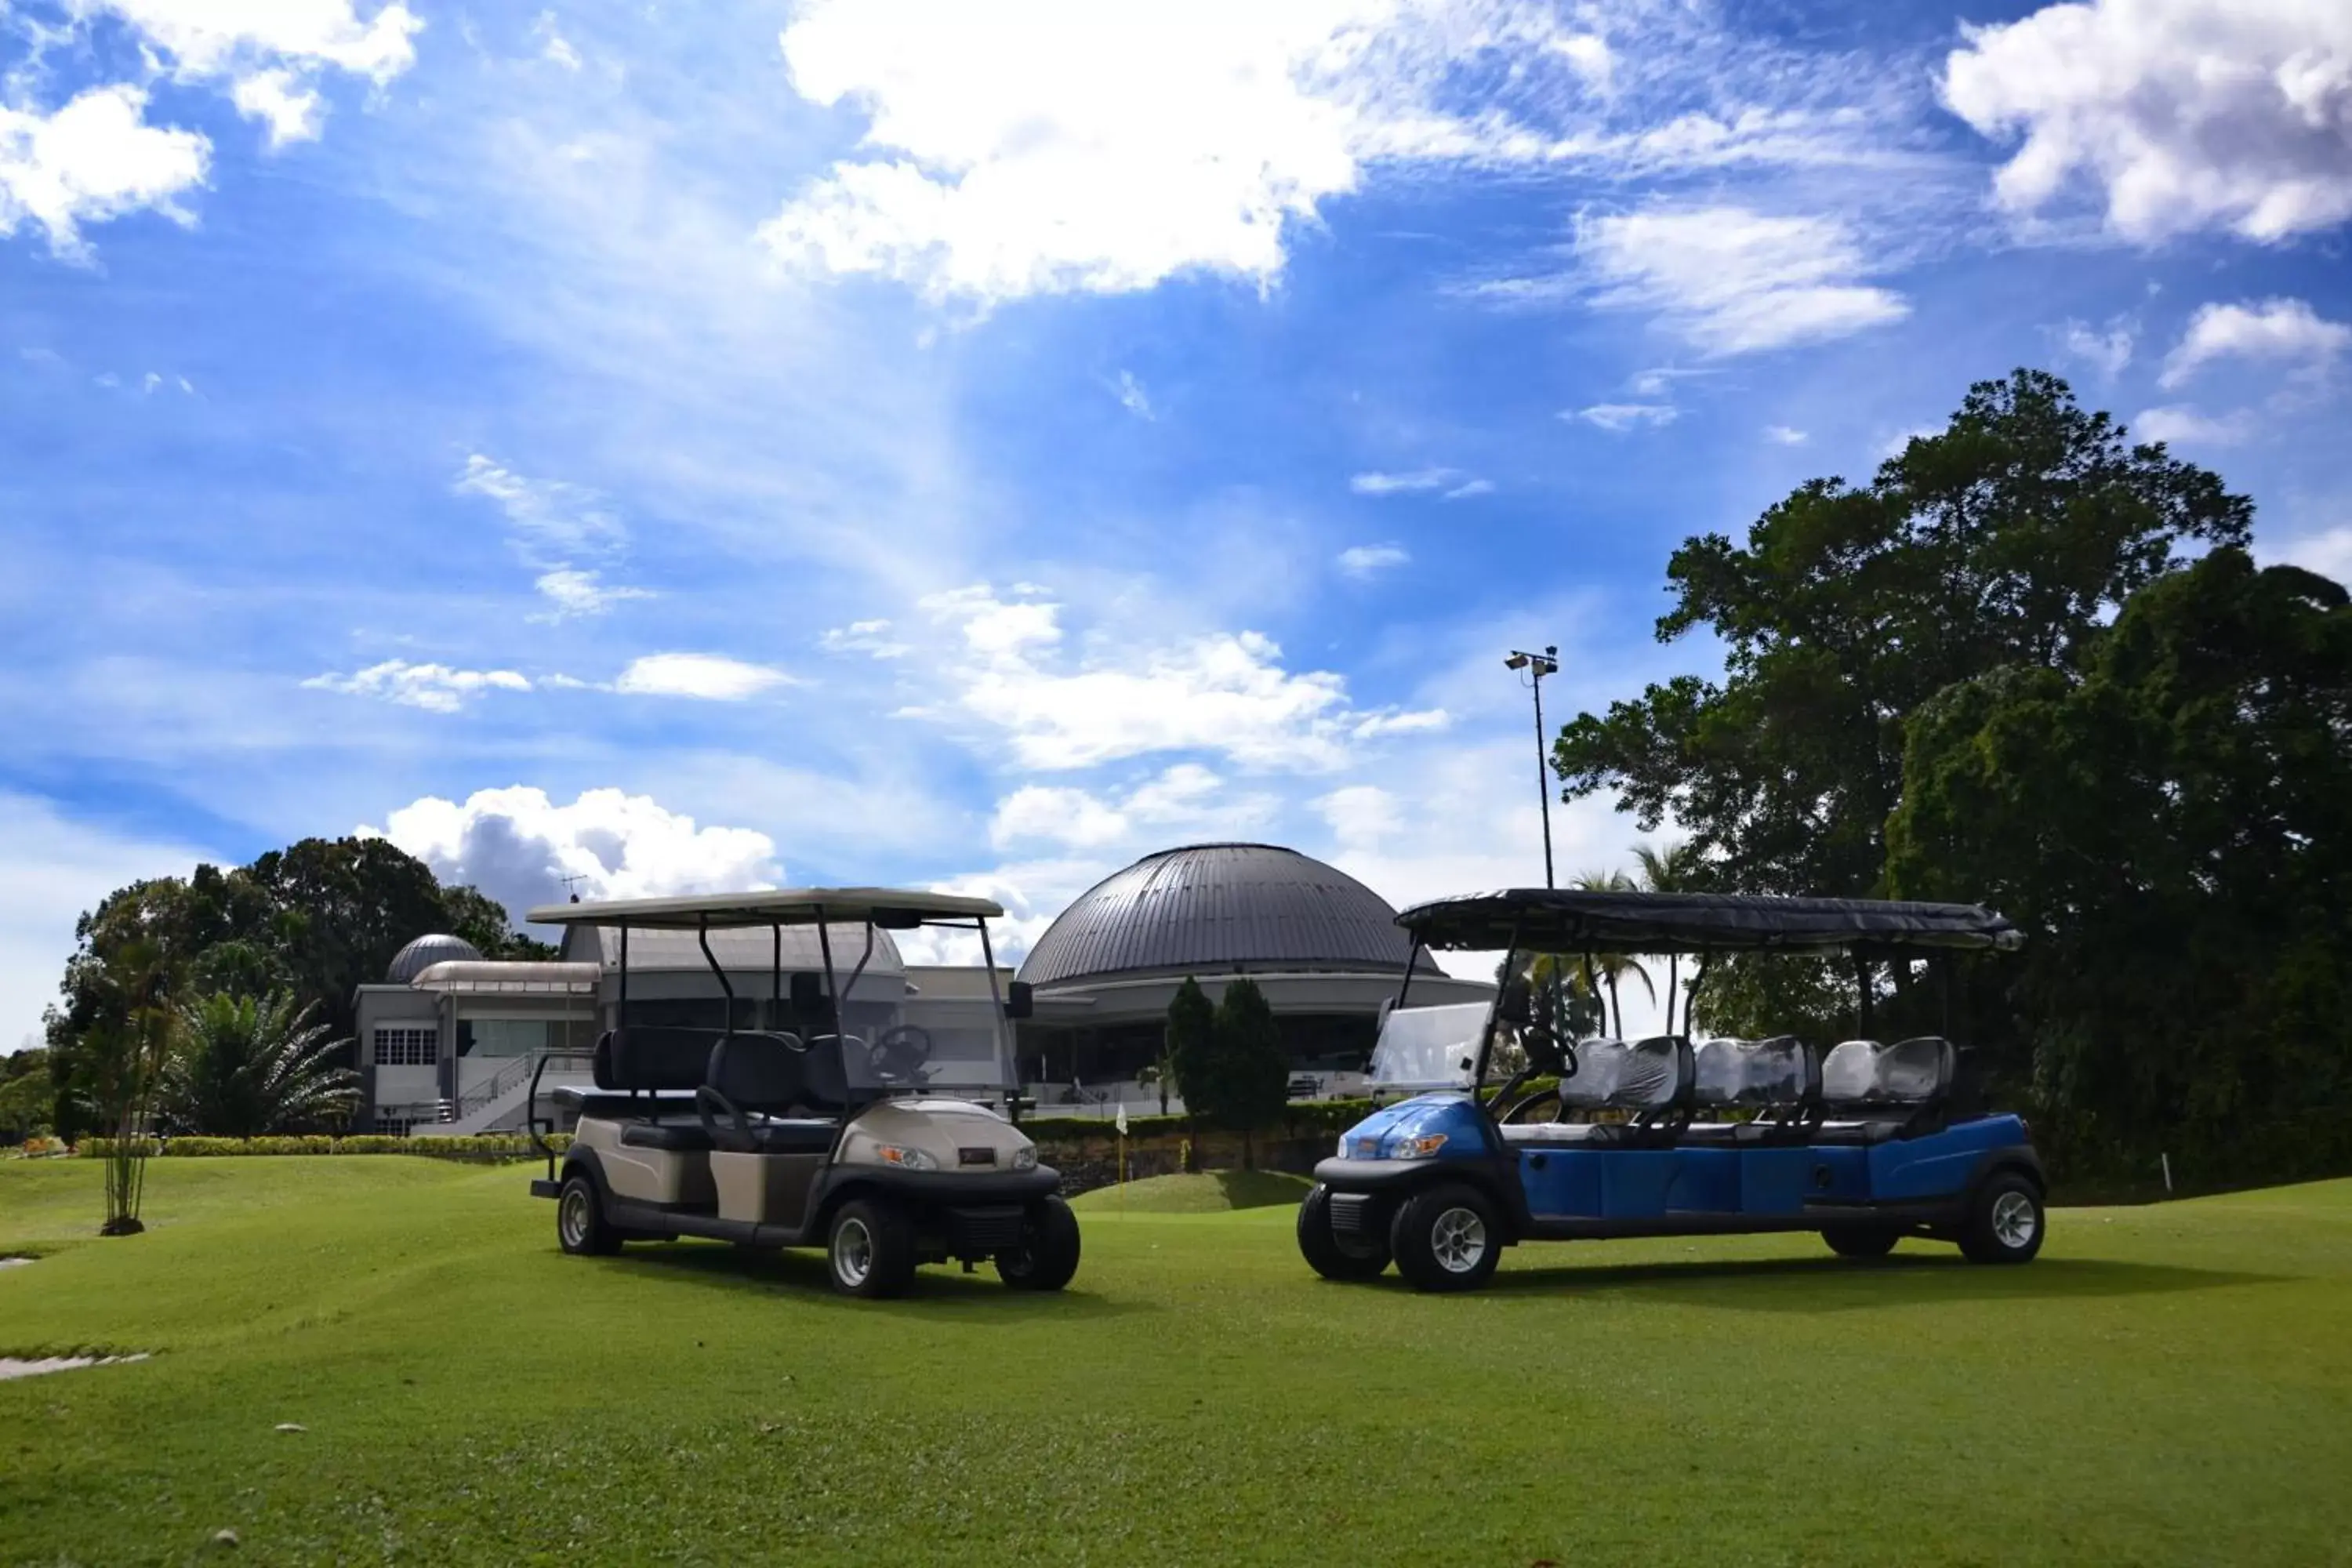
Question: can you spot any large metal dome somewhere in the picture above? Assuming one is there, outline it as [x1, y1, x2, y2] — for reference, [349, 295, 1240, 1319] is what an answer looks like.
[1016, 844, 1426, 989]
[387, 933, 483, 984]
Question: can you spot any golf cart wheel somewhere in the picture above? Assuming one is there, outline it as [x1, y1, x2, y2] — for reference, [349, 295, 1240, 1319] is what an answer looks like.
[1389, 1183, 1501, 1294]
[1820, 1223, 1902, 1259]
[1297, 1186, 1390, 1281]
[995, 1195, 1082, 1292]
[827, 1198, 916, 1298]
[1959, 1173, 2045, 1265]
[557, 1174, 621, 1257]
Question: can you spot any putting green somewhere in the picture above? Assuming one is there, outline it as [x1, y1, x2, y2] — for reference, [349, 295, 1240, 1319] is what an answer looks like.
[1067, 1170, 1312, 1212]
[3, 1158, 2348, 1564]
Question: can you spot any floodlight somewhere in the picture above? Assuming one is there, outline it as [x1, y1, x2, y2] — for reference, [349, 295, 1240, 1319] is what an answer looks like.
[1504, 652, 1530, 670]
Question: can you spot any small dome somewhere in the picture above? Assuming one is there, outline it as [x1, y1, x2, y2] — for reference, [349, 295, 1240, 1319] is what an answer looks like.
[1016, 843, 1428, 989]
[387, 933, 483, 984]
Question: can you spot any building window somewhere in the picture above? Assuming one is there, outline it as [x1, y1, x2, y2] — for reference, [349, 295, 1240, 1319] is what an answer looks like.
[373, 1026, 437, 1066]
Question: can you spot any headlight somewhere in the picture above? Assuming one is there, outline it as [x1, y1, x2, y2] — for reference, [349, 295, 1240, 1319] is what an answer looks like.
[873, 1144, 938, 1171]
[1010, 1145, 1038, 1171]
[1392, 1133, 1448, 1159]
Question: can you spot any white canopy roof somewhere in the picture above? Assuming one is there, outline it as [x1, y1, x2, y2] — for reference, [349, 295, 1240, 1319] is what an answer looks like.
[525, 887, 1003, 930]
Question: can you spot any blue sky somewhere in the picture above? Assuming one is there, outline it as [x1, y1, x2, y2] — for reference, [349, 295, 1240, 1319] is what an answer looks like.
[3, 0, 2348, 1049]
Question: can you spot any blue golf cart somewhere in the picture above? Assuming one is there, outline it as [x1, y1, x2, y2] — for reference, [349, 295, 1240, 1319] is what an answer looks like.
[1298, 890, 2045, 1292]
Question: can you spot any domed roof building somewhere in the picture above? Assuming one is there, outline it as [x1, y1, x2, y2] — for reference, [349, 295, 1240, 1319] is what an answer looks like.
[386, 933, 482, 985]
[1014, 844, 1491, 1101]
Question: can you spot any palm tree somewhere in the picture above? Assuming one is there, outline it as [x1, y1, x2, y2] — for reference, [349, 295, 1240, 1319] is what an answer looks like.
[163, 992, 358, 1138]
[1631, 838, 1713, 1035]
[1569, 869, 1653, 1038]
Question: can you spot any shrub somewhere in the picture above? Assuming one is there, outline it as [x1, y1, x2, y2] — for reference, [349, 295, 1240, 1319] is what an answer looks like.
[70, 1133, 571, 1160]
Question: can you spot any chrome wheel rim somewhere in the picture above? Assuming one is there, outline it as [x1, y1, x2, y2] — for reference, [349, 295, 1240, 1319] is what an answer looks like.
[558, 1188, 590, 1249]
[1991, 1190, 2038, 1249]
[1431, 1207, 1487, 1273]
[833, 1217, 873, 1287]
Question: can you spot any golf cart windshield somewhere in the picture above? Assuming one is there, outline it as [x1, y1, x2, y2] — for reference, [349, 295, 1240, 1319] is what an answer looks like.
[1368, 1002, 1493, 1091]
[826, 998, 1018, 1096]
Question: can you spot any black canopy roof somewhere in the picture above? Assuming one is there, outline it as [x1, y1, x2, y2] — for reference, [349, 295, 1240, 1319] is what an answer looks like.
[1396, 889, 2024, 956]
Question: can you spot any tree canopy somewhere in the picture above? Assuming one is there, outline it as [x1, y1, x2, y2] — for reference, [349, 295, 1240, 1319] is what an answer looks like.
[1555, 369, 2252, 900]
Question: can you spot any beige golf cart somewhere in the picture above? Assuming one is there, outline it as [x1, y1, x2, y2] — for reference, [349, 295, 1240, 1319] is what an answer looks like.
[523, 888, 1079, 1298]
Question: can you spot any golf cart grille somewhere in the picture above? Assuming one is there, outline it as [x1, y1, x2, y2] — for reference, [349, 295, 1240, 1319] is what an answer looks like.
[948, 1206, 1027, 1253]
[957, 1146, 998, 1167]
[1327, 1193, 1381, 1237]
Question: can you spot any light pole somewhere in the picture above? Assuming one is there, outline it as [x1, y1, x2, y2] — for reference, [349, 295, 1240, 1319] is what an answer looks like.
[1504, 645, 1559, 888]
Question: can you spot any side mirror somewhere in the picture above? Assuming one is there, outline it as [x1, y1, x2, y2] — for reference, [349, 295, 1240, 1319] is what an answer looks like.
[1005, 980, 1034, 1021]
[1497, 977, 1534, 1026]
[789, 971, 825, 1012]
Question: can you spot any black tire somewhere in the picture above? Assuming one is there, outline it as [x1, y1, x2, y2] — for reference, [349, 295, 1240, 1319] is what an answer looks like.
[826, 1198, 917, 1298]
[556, 1174, 620, 1257]
[996, 1195, 1083, 1292]
[1821, 1223, 1902, 1259]
[1389, 1183, 1502, 1293]
[1959, 1172, 2045, 1265]
[1296, 1186, 1391, 1281]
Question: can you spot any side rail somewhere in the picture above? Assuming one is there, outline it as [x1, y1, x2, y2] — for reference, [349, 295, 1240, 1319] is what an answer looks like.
[528, 1047, 600, 1181]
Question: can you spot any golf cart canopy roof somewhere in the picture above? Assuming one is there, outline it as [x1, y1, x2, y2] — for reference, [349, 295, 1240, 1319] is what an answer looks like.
[1396, 889, 2024, 956]
[524, 888, 1004, 931]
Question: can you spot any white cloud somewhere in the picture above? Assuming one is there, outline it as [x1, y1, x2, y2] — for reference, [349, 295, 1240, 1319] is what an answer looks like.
[820, 619, 913, 658]
[0, 85, 209, 258]
[1763, 424, 1809, 445]
[455, 455, 647, 619]
[371, 785, 780, 923]
[455, 454, 626, 556]
[535, 12, 583, 71]
[1114, 369, 1153, 419]
[1315, 782, 1404, 848]
[532, 568, 652, 621]
[914, 583, 1446, 771]
[2158, 298, 2352, 388]
[1575, 204, 1908, 354]
[80, 1, 423, 83]
[1337, 543, 1410, 578]
[989, 763, 1272, 853]
[1943, 0, 2352, 243]
[1571, 402, 1679, 431]
[612, 652, 798, 702]
[0, 794, 209, 1057]
[2057, 316, 2136, 380]
[230, 69, 325, 150]
[303, 659, 532, 713]
[2132, 404, 2255, 446]
[1350, 466, 1492, 499]
[1352, 468, 1453, 495]
[1549, 33, 1613, 94]
[2270, 524, 2352, 583]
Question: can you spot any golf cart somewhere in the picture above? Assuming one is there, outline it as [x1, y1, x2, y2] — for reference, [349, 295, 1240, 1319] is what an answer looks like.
[1298, 890, 2045, 1293]
[522, 888, 1080, 1298]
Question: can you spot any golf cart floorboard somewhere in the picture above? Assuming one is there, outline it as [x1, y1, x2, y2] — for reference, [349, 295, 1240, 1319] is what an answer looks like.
[1516, 1200, 1962, 1243]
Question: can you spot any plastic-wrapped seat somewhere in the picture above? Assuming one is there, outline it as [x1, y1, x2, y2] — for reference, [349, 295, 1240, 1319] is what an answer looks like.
[1684, 1036, 1820, 1143]
[697, 1032, 846, 1153]
[1816, 1036, 1956, 1142]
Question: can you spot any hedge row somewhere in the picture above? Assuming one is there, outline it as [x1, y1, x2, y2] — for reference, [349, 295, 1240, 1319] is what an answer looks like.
[67, 1134, 572, 1159]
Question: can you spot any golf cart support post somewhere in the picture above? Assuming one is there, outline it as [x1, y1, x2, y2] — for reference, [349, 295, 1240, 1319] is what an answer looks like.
[517, 888, 1079, 1298]
[1300, 890, 2043, 1293]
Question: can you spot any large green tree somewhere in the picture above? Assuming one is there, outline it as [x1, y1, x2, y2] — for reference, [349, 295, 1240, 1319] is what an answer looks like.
[1555, 370, 2252, 903]
[45, 838, 548, 1137]
[1889, 549, 2352, 1181]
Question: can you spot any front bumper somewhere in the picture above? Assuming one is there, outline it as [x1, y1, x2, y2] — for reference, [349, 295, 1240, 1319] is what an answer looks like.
[1312, 1156, 1446, 1192]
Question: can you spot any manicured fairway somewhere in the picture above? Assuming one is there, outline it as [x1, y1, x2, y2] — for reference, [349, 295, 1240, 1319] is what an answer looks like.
[3, 1160, 2349, 1566]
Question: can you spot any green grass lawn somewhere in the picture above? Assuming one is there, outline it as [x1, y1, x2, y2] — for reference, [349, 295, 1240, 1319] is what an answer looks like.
[1067, 1170, 1312, 1213]
[3, 1160, 2349, 1566]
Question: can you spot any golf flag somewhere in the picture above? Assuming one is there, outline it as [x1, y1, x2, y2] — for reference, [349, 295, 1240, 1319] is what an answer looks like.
[1115, 1103, 1129, 1136]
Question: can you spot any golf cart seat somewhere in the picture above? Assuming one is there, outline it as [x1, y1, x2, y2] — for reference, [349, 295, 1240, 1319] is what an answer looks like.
[698, 1032, 848, 1154]
[1815, 1036, 1956, 1143]
[593, 1026, 728, 1093]
[1558, 1036, 1693, 1112]
[1681, 1036, 1820, 1144]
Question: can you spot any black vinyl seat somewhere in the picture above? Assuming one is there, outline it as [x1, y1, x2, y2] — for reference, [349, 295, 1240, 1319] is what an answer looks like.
[699, 1033, 849, 1153]
[619, 1120, 715, 1152]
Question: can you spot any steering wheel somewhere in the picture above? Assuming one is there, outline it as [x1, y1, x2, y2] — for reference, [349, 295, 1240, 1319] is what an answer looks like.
[865, 1024, 935, 1083]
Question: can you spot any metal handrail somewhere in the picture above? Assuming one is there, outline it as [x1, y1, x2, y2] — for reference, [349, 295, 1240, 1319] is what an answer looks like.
[450, 1051, 543, 1120]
